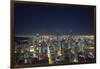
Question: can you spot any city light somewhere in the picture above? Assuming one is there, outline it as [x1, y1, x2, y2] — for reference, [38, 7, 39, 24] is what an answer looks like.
[15, 34, 95, 65]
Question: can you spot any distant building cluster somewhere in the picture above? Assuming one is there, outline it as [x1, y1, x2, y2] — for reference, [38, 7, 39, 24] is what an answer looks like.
[15, 34, 95, 65]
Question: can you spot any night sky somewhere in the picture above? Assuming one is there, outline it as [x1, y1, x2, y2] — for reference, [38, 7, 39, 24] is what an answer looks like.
[14, 3, 94, 35]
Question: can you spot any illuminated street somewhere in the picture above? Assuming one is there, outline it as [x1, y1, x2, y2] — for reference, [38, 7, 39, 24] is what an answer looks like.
[15, 34, 95, 65]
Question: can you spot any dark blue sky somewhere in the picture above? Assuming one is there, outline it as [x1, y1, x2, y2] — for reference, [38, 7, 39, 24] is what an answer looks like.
[14, 3, 94, 35]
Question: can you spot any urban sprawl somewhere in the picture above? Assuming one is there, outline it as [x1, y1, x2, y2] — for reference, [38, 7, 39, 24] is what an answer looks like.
[15, 34, 95, 65]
